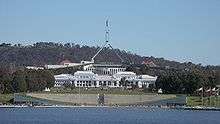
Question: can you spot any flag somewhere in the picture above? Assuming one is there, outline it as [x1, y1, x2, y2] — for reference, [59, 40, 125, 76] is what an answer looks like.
[198, 87, 203, 91]
[106, 20, 109, 27]
[206, 88, 211, 92]
[212, 87, 216, 91]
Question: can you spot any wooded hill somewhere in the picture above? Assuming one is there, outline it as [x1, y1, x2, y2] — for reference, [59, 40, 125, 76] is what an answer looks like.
[0, 42, 219, 69]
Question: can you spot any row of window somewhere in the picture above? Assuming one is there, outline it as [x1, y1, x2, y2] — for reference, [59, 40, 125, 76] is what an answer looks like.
[75, 75, 94, 79]
[109, 68, 125, 72]
[55, 80, 71, 83]
[76, 80, 118, 87]
[85, 68, 125, 75]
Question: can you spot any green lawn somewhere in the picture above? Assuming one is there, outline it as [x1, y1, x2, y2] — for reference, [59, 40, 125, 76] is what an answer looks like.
[42, 87, 156, 95]
[0, 94, 13, 104]
[187, 96, 220, 107]
[15, 93, 79, 106]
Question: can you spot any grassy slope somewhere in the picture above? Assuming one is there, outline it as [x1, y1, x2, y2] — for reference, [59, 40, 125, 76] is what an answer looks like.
[0, 94, 13, 104]
[43, 87, 156, 95]
[187, 96, 220, 107]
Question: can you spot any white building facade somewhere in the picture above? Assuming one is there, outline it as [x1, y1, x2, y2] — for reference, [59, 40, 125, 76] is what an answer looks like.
[54, 74, 74, 87]
[54, 71, 157, 89]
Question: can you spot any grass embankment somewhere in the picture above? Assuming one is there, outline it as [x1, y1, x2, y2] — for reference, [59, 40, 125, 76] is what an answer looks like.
[0, 94, 13, 104]
[187, 96, 220, 107]
[0, 88, 177, 106]
[28, 88, 176, 106]
[38, 87, 155, 95]
[27, 93, 176, 106]
[16, 93, 78, 106]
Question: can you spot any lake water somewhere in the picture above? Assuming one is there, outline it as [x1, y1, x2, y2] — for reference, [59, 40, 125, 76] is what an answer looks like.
[0, 107, 220, 124]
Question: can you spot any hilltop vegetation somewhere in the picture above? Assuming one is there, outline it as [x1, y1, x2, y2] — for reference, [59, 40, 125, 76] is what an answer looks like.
[1, 42, 216, 68]
[0, 42, 143, 66]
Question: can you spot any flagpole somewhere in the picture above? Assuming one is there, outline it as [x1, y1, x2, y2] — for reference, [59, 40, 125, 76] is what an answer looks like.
[209, 87, 211, 107]
[202, 87, 204, 106]
[216, 88, 219, 107]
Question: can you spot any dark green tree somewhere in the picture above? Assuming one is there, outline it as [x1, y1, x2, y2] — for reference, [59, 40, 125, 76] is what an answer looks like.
[0, 67, 14, 94]
[12, 70, 27, 92]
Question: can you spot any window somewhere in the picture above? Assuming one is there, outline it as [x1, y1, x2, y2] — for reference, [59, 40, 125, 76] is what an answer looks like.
[108, 81, 111, 86]
[94, 81, 97, 86]
[103, 81, 106, 86]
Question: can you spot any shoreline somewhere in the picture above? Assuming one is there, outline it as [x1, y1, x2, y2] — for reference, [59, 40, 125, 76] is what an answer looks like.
[1, 105, 220, 111]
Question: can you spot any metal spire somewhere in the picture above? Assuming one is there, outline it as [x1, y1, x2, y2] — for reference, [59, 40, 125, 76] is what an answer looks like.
[105, 19, 110, 42]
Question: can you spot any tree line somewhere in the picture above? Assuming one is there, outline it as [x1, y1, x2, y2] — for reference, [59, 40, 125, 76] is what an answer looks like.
[127, 65, 220, 94]
[0, 67, 54, 94]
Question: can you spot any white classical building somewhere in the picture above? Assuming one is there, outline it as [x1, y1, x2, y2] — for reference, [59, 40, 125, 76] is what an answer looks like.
[54, 74, 75, 87]
[54, 71, 157, 89]
[126, 75, 158, 88]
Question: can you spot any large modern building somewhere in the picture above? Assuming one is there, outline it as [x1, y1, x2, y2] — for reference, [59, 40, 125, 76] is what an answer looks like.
[52, 21, 157, 89]
[54, 71, 157, 89]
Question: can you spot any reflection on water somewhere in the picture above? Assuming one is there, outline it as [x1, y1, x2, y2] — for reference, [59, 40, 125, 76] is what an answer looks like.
[0, 107, 219, 124]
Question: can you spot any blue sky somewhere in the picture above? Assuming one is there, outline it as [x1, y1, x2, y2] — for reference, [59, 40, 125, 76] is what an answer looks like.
[0, 0, 219, 65]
